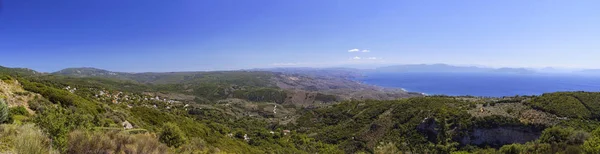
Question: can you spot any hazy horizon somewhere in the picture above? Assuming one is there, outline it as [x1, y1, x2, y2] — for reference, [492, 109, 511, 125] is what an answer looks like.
[6, 63, 596, 74]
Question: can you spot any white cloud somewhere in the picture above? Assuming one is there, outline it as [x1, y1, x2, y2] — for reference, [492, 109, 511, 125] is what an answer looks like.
[352, 56, 361, 60]
[271, 63, 299, 66]
[367, 57, 378, 60]
[348, 49, 371, 52]
[348, 49, 360, 52]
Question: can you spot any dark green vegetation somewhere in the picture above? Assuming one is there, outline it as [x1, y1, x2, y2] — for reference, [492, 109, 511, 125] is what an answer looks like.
[529, 92, 600, 119]
[0, 99, 8, 123]
[2, 66, 600, 153]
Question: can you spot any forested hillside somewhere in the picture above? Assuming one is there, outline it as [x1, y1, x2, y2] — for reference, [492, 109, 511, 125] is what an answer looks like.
[1, 66, 600, 153]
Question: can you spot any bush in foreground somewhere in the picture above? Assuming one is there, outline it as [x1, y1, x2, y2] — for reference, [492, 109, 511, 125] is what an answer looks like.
[0, 99, 8, 124]
[159, 122, 187, 148]
[0, 124, 57, 154]
[583, 127, 600, 154]
[68, 130, 168, 154]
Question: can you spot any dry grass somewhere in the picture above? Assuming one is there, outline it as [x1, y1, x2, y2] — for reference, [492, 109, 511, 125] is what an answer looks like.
[0, 124, 58, 154]
[68, 130, 168, 154]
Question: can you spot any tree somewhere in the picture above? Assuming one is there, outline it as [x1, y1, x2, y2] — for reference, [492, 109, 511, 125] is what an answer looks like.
[0, 99, 8, 124]
[539, 127, 573, 144]
[499, 144, 524, 154]
[159, 122, 187, 148]
[583, 127, 600, 154]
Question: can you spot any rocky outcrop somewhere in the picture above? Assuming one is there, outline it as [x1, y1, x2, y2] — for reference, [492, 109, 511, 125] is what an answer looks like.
[417, 117, 542, 148]
[459, 127, 541, 147]
[122, 121, 133, 129]
[416, 118, 439, 143]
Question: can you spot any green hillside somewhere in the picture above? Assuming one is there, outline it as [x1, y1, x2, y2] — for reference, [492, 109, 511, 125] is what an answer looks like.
[529, 92, 600, 119]
[2, 66, 600, 153]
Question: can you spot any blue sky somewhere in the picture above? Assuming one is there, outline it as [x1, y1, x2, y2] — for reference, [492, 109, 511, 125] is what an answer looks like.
[1, 0, 599, 72]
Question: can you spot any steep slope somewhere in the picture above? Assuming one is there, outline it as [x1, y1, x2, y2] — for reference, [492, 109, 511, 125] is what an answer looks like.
[0, 79, 40, 114]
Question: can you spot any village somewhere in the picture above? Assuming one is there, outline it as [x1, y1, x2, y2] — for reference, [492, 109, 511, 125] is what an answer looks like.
[63, 85, 293, 142]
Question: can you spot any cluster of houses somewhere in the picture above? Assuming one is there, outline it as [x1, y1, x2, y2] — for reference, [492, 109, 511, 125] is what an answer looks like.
[64, 86, 183, 110]
[89, 88, 180, 105]
[228, 130, 293, 142]
[64, 86, 77, 93]
[93, 90, 135, 104]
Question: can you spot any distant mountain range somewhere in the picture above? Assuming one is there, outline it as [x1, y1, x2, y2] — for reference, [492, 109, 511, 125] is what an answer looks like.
[251, 67, 364, 79]
[258, 64, 542, 79]
[372, 64, 536, 74]
[578, 69, 600, 74]
[52, 64, 600, 84]
[13, 63, 600, 80]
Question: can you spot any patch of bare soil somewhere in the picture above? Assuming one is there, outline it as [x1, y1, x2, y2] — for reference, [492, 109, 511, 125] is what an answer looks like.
[0, 80, 38, 114]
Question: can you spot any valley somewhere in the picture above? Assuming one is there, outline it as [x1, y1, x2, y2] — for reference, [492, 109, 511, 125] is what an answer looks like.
[1, 66, 600, 153]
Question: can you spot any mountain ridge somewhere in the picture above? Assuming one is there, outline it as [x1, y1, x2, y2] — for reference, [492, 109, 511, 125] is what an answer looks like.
[52, 63, 540, 76]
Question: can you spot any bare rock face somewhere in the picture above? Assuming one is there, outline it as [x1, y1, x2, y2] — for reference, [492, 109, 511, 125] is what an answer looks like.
[416, 118, 439, 143]
[465, 127, 541, 147]
[416, 117, 541, 148]
[122, 121, 133, 129]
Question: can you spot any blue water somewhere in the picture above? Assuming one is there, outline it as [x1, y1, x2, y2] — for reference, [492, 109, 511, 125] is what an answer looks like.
[361, 72, 600, 97]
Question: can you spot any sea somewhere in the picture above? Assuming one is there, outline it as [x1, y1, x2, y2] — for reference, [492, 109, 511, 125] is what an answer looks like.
[360, 72, 600, 97]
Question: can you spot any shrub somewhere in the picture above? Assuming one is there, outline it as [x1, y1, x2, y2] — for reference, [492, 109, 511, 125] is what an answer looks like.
[564, 145, 583, 154]
[499, 143, 524, 154]
[506, 108, 514, 114]
[0, 124, 57, 154]
[13, 124, 57, 154]
[374, 142, 400, 154]
[583, 127, 600, 154]
[468, 104, 477, 109]
[568, 130, 590, 145]
[539, 127, 574, 144]
[68, 130, 168, 154]
[9, 106, 29, 116]
[159, 122, 186, 148]
[0, 75, 13, 82]
[521, 142, 552, 153]
[34, 107, 94, 152]
[14, 91, 29, 96]
[178, 137, 210, 154]
[0, 99, 8, 124]
[128, 133, 169, 154]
